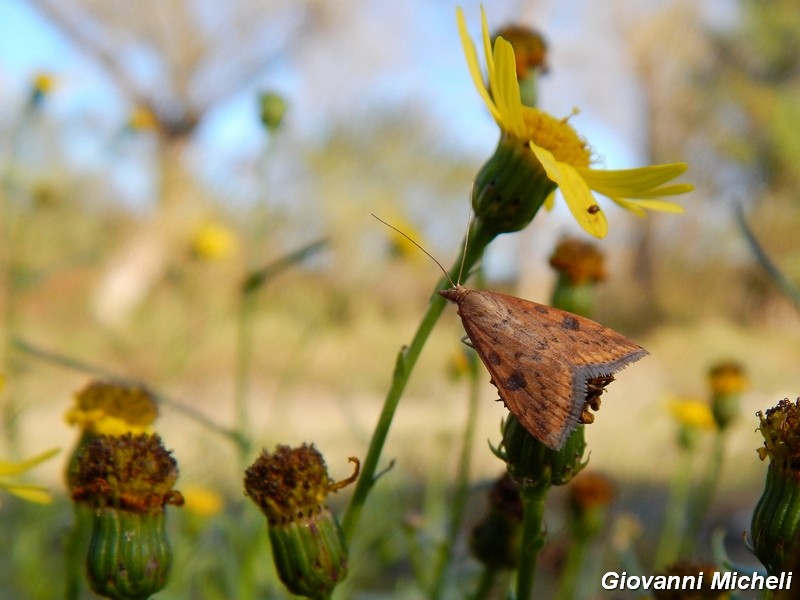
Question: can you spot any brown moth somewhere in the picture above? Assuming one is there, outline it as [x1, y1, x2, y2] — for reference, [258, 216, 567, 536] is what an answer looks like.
[371, 214, 647, 450]
[438, 285, 647, 450]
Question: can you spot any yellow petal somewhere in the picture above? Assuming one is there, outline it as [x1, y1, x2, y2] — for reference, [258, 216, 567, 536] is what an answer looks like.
[2, 483, 53, 504]
[480, 7, 495, 87]
[0, 448, 59, 477]
[576, 163, 690, 198]
[611, 197, 686, 214]
[609, 197, 647, 217]
[530, 142, 608, 238]
[457, 8, 501, 123]
[491, 37, 527, 138]
[544, 190, 556, 211]
[629, 183, 694, 198]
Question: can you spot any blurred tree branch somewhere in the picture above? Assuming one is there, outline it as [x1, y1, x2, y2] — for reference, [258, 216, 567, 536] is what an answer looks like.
[25, 0, 312, 136]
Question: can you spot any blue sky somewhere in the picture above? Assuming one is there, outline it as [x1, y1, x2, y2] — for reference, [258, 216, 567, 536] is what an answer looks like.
[0, 0, 725, 226]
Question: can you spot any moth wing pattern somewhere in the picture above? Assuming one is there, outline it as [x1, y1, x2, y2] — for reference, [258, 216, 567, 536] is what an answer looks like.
[454, 289, 648, 450]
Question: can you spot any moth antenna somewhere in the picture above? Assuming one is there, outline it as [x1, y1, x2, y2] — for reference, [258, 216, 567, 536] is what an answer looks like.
[456, 209, 473, 286]
[371, 214, 456, 288]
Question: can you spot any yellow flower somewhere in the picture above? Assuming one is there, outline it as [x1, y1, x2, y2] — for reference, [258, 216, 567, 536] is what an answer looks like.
[32, 72, 56, 95]
[666, 397, 716, 431]
[182, 485, 224, 517]
[190, 221, 238, 261]
[0, 448, 59, 504]
[65, 380, 158, 436]
[457, 7, 693, 238]
[127, 105, 158, 131]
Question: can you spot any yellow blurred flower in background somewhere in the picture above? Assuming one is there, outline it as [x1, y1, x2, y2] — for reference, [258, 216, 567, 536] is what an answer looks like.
[127, 105, 159, 132]
[190, 221, 239, 261]
[32, 71, 56, 95]
[667, 397, 716, 431]
[0, 448, 59, 504]
[182, 485, 224, 517]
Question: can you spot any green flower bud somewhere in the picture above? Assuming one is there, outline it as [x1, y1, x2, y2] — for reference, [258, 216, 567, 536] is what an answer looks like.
[470, 473, 523, 570]
[566, 472, 614, 540]
[708, 361, 747, 431]
[259, 91, 287, 133]
[500, 415, 587, 488]
[244, 444, 358, 598]
[548, 237, 606, 317]
[71, 433, 183, 600]
[472, 133, 557, 241]
[87, 508, 173, 600]
[751, 398, 800, 575]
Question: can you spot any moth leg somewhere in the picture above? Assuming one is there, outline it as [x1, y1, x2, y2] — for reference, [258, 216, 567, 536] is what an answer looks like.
[460, 335, 475, 349]
[580, 375, 614, 424]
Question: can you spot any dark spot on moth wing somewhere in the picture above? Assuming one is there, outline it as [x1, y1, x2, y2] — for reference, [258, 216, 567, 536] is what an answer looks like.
[504, 371, 527, 391]
[534, 305, 549, 314]
[488, 351, 502, 365]
[561, 315, 580, 331]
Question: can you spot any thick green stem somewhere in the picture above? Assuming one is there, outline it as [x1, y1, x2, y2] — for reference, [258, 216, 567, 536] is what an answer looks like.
[515, 483, 549, 600]
[341, 223, 492, 543]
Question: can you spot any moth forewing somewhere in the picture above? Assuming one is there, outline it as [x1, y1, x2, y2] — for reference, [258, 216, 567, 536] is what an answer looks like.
[438, 285, 648, 449]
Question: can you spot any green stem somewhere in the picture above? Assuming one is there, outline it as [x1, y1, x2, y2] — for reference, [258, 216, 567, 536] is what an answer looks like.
[555, 536, 588, 600]
[233, 291, 257, 464]
[341, 223, 492, 543]
[654, 446, 694, 568]
[13, 339, 249, 453]
[470, 567, 499, 600]
[233, 239, 328, 464]
[515, 483, 549, 600]
[65, 504, 92, 600]
[429, 351, 481, 599]
[681, 432, 726, 557]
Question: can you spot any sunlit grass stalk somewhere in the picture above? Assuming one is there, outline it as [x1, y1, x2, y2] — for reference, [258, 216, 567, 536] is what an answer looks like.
[556, 538, 588, 600]
[233, 239, 328, 464]
[0, 105, 36, 456]
[654, 447, 694, 567]
[681, 432, 726, 557]
[470, 569, 499, 600]
[64, 504, 92, 600]
[429, 348, 481, 599]
[233, 290, 258, 464]
[515, 483, 549, 599]
[14, 339, 249, 453]
[341, 224, 492, 543]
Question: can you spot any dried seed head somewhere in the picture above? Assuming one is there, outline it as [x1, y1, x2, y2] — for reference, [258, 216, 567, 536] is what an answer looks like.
[71, 433, 183, 513]
[244, 444, 358, 597]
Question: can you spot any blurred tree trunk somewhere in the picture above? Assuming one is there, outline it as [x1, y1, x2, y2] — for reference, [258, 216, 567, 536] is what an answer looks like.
[25, 0, 309, 324]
